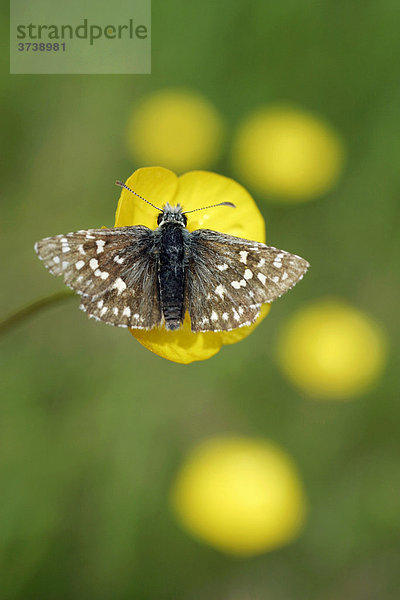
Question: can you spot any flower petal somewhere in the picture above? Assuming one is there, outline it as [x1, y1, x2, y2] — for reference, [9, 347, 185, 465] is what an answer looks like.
[175, 170, 266, 241]
[115, 166, 178, 229]
[132, 313, 223, 364]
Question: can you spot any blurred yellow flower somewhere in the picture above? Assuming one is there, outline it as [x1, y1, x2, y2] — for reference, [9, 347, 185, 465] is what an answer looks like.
[115, 167, 270, 364]
[277, 299, 388, 399]
[170, 436, 307, 556]
[127, 89, 224, 172]
[232, 105, 345, 202]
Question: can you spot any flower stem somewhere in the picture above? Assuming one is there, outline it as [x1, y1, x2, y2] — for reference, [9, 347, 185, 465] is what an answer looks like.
[0, 290, 75, 336]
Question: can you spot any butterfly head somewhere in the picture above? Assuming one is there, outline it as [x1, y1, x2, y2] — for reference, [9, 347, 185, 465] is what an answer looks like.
[157, 203, 187, 227]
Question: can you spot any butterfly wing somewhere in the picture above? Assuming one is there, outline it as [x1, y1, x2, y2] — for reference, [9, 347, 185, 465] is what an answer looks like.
[186, 229, 309, 332]
[35, 226, 162, 329]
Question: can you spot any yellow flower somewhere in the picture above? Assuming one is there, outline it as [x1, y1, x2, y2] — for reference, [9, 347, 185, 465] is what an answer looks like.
[277, 299, 388, 399]
[127, 89, 224, 172]
[115, 167, 270, 364]
[170, 436, 307, 556]
[232, 105, 345, 202]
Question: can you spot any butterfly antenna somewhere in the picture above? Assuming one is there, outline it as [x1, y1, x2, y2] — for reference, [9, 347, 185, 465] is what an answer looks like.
[115, 180, 163, 212]
[183, 201, 236, 215]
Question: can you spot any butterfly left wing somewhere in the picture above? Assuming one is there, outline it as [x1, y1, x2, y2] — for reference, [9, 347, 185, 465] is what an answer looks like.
[186, 229, 309, 332]
[35, 226, 162, 329]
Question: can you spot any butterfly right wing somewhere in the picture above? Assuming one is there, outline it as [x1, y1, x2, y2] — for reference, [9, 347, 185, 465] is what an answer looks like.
[35, 226, 162, 329]
[186, 229, 309, 332]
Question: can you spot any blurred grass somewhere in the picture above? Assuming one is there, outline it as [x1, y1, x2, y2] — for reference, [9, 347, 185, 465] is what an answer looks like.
[1, 0, 400, 599]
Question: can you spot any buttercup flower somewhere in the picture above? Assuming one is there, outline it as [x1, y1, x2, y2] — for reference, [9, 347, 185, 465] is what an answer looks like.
[277, 298, 388, 399]
[127, 89, 224, 172]
[232, 105, 345, 202]
[115, 167, 270, 364]
[170, 436, 307, 556]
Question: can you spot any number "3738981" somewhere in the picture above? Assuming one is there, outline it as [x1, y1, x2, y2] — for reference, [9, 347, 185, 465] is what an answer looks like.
[17, 42, 66, 51]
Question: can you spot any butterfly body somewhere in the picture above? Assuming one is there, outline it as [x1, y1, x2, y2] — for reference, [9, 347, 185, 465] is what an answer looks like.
[35, 202, 310, 332]
[158, 220, 187, 330]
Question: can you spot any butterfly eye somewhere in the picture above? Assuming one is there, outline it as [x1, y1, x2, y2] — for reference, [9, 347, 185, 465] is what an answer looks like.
[157, 213, 163, 225]
[182, 214, 187, 227]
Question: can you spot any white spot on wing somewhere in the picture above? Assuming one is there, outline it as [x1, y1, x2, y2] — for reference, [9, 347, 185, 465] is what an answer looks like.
[100, 271, 109, 280]
[244, 269, 253, 280]
[258, 273, 267, 285]
[96, 240, 106, 254]
[89, 258, 99, 270]
[53, 256, 60, 264]
[112, 277, 126, 294]
[215, 284, 226, 299]
[211, 311, 218, 321]
[97, 300, 104, 308]
[75, 260, 85, 270]
[217, 264, 228, 271]
[239, 250, 248, 264]
[123, 306, 131, 318]
[113, 255, 125, 264]
[231, 279, 247, 289]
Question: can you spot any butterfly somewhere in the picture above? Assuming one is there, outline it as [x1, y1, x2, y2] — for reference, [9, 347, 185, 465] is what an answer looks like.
[35, 181, 310, 332]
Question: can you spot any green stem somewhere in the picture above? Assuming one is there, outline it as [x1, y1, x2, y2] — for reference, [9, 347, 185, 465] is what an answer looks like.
[0, 290, 75, 336]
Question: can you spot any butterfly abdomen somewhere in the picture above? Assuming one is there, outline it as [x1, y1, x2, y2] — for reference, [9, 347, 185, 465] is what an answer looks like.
[158, 223, 186, 330]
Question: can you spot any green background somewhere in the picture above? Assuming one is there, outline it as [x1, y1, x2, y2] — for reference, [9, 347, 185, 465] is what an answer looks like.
[1, 1, 399, 598]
